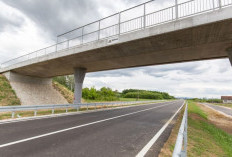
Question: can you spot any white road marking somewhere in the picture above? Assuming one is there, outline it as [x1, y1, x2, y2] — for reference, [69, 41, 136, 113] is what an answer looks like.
[0, 102, 178, 148]
[136, 101, 185, 157]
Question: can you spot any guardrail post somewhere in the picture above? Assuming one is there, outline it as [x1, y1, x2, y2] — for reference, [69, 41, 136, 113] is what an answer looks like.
[66, 108, 68, 113]
[34, 110, 37, 117]
[175, 0, 178, 19]
[52, 109, 54, 114]
[218, 0, 222, 8]
[11, 111, 15, 118]
[87, 104, 89, 111]
[95, 103, 97, 110]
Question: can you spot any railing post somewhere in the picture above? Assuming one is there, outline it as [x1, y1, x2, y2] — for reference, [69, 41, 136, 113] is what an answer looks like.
[119, 12, 121, 35]
[55, 38, 58, 52]
[82, 27, 84, 44]
[66, 108, 68, 113]
[144, 4, 146, 29]
[67, 40, 69, 49]
[98, 20, 101, 40]
[175, 0, 178, 20]
[218, 0, 222, 8]
[212, 0, 215, 10]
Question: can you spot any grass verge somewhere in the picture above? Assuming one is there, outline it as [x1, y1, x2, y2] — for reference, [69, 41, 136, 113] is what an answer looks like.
[159, 101, 232, 157]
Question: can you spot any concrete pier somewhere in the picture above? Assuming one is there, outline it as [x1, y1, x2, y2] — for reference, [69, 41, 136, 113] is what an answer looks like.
[227, 47, 232, 66]
[74, 68, 86, 104]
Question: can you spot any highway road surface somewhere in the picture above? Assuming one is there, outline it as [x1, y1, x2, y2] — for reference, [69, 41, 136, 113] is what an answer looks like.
[0, 100, 184, 157]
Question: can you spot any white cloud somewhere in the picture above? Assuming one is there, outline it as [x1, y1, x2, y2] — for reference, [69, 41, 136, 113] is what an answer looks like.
[0, 1, 54, 63]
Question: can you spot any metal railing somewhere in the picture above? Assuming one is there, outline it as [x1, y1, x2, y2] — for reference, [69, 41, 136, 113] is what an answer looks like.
[172, 103, 188, 157]
[1, 0, 231, 69]
[0, 100, 161, 119]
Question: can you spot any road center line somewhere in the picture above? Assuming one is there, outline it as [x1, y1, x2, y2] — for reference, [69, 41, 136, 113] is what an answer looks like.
[0, 102, 177, 148]
[136, 101, 185, 157]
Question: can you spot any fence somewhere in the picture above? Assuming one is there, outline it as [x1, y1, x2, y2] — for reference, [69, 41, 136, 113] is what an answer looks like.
[0, 100, 161, 119]
[172, 103, 188, 157]
[1, 0, 232, 68]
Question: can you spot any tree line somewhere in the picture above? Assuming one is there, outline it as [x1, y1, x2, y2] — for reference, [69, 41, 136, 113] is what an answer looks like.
[53, 76, 175, 101]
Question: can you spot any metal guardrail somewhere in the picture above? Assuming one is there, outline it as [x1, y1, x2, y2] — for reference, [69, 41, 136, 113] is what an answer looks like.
[172, 102, 188, 157]
[0, 100, 161, 119]
[1, 0, 232, 69]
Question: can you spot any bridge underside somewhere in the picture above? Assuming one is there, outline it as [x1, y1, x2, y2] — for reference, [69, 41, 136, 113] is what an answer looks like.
[9, 19, 232, 78]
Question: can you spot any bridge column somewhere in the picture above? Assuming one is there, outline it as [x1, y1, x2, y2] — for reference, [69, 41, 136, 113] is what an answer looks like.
[227, 47, 232, 66]
[74, 68, 86, 104]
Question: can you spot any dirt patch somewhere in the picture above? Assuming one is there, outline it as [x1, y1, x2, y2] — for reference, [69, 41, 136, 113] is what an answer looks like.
[197, 103, 232, 135]
[189, 113, 206, 121]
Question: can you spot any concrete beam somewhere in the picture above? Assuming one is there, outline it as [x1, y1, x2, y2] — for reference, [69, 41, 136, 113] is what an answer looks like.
[227, 47, 232, 66]
[74, 68, 86, 104]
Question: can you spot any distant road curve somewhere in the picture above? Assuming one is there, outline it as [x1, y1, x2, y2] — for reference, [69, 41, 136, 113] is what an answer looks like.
[202, 103, 232, 117]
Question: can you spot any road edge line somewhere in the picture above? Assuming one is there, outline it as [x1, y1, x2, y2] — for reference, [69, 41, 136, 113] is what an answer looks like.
[136, 101, 185, 157]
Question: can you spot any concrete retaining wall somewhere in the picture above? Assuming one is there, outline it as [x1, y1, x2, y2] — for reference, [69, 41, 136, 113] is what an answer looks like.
[4, 72, 68, 106]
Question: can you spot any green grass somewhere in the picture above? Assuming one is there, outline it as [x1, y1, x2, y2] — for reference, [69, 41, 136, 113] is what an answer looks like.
[0, 75, 21, 106]
[187, 101, 232, 157]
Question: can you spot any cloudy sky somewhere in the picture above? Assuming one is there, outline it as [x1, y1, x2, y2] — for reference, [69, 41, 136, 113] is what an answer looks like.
[0, 0, 232, 98]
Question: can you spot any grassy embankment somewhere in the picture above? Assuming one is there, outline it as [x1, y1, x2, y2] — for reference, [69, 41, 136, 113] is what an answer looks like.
[0, 74, 21, 106]
[159, 101, 232, 157]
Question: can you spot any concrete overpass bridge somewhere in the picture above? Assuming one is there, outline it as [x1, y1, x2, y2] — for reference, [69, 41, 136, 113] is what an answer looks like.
[1, 0, 232, 105]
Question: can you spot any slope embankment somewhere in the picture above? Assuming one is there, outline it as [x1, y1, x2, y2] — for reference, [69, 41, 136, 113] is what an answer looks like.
[0, 74, 21, 106]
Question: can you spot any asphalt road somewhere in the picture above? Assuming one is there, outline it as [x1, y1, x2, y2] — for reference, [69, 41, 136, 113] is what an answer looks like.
[0, 100, 184, 157]
[203, 103, 232, 117]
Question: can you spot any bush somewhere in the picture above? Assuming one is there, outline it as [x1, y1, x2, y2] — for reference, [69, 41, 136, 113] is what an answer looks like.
[122, 89, 175, 100]
[82, 87, 119, 101]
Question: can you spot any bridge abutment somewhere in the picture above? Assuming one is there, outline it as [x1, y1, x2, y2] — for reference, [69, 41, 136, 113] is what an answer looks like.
[74, 68, 86, 104]
[3, 71, 68, 106]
